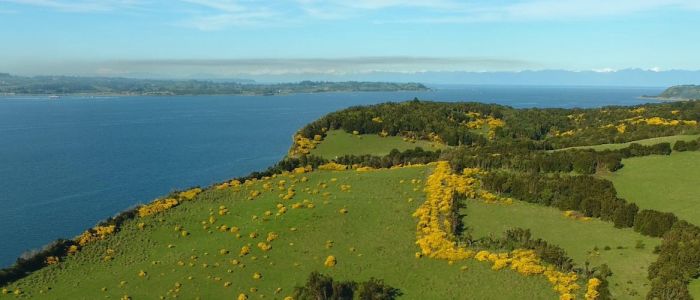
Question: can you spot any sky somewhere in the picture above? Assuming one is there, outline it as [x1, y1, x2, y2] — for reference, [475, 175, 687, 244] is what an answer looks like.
[0, 0, 699, 78]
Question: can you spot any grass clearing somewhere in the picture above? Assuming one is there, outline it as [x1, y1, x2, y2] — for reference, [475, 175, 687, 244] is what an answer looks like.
[311, 130, 443, 159]
[462, 199, 660, 300]
[603, 151, 700, 224]
[555, 134, 700, 151]
[4, 167, 557, 299]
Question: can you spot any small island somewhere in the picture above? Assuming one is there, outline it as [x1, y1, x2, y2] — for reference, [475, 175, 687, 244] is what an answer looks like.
[0, 73, 428, 96]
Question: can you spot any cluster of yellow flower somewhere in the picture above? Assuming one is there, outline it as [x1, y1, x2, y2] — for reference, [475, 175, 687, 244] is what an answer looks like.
[103, 248, 116, 261]
[67, 245, 79, 255]
[584, 278, 601, 300]
[266, 232, 278, 242]
[602, 115, 698, 134]
[552, 129, 576, 137]
[324, 255, 337, 267]
[137, 188, 202, 218]
[415, 162, 585, 300]
[138, 198, 179, 217]
[461, 168, 512, 205]
[626, 116, 697, 126]
[463, 113, 506, 140]
[280, 187, 296, 200]
[276, 203, 288, 215]
[427, 132, 444, 144]
[75, 225, 116, 246]
[567, 113, 586, 123]
[477, 190, 514, 205]
[293, 165, 312, 174]
[290, 200, 310, 210]
[218, 205, 229, 216]
[178, 188, 203, 200]
[248, 190, 261, 200]
[45, 256, 59, 265]
[240, 245, 251, 256]
[289, 134, 319, 156]
[339, 184, 351, 192]
[257, 242, 272, 251]
[1, 288, 22, 296]
[630, 107, 646, 114]
[216, 179, 242, 191]
[355, 166, 374, 172]
[318, 162, 348, 171]
[563, 210, 591, 222]
[413, 161, 477, 261]
[615, 124, 626, 134]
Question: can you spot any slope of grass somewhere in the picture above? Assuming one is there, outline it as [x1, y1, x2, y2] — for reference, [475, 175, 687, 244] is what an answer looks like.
[603, 151, 700, 224]
[555, 134, 700, 151]
[311, 130, 443, 159]
[3, 167, 557, 299]
[462, 200, 661, 300]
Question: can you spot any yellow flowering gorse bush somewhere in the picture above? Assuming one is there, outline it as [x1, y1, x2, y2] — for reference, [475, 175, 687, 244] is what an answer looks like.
[414, 161, 583, 300]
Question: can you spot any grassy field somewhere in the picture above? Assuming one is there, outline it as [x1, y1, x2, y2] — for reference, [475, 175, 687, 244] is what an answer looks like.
[3, 167, 558, 299]
[603, 151, 700, 225]
[462, 200, 661, 300]
[690, 279, 700, 299]
[310, 130, 444, 159]
[555, 134, 700, 151]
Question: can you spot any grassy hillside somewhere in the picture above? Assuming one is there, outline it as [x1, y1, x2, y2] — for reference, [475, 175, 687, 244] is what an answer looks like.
[555, 134, 700, 151]
[463, 200, 660, 299]
[604, 151, 700, 224]
[310, 130, 443, 159]
[2, 167, 557, 299]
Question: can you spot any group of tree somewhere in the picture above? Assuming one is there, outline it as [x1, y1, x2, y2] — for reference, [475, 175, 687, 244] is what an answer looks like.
[480, 171, 682, 237]
[647, 221, 700, 300]
[295, 99, 700, 150]
[335, 147, 441, 168]
[293, 272, 401, 300]
[673, 137, 700, 151]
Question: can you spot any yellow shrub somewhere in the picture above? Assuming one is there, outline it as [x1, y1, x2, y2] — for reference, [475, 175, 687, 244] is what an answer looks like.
[318, 162, 348, 171]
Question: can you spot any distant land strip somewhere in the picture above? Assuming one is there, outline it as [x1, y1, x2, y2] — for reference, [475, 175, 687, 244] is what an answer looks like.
[0, 73, 428, 96]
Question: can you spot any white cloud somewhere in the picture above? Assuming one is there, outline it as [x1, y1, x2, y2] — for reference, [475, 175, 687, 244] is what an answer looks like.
[176, 0, 288, 30]
[592, 68, 617, 73]
[1, 0, 145, 12]
[378, 0, 700, 24]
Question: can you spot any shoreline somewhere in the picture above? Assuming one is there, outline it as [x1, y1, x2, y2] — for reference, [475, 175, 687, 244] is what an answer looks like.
[0, 88, 431, 98]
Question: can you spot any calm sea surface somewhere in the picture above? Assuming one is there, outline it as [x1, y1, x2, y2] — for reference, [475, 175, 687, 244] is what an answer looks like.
[0, 85, 664, 266]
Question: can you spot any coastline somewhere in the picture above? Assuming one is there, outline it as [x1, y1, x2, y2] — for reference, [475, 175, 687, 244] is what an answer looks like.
[639, 95, 693, 102]
[0, 88, 431, 98]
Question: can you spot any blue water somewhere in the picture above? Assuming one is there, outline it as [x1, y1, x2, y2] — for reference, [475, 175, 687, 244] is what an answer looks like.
[0, 85, 663, 267]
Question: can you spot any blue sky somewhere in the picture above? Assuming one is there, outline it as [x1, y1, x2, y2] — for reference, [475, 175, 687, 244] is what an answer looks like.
[1, 0, 699, 77]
